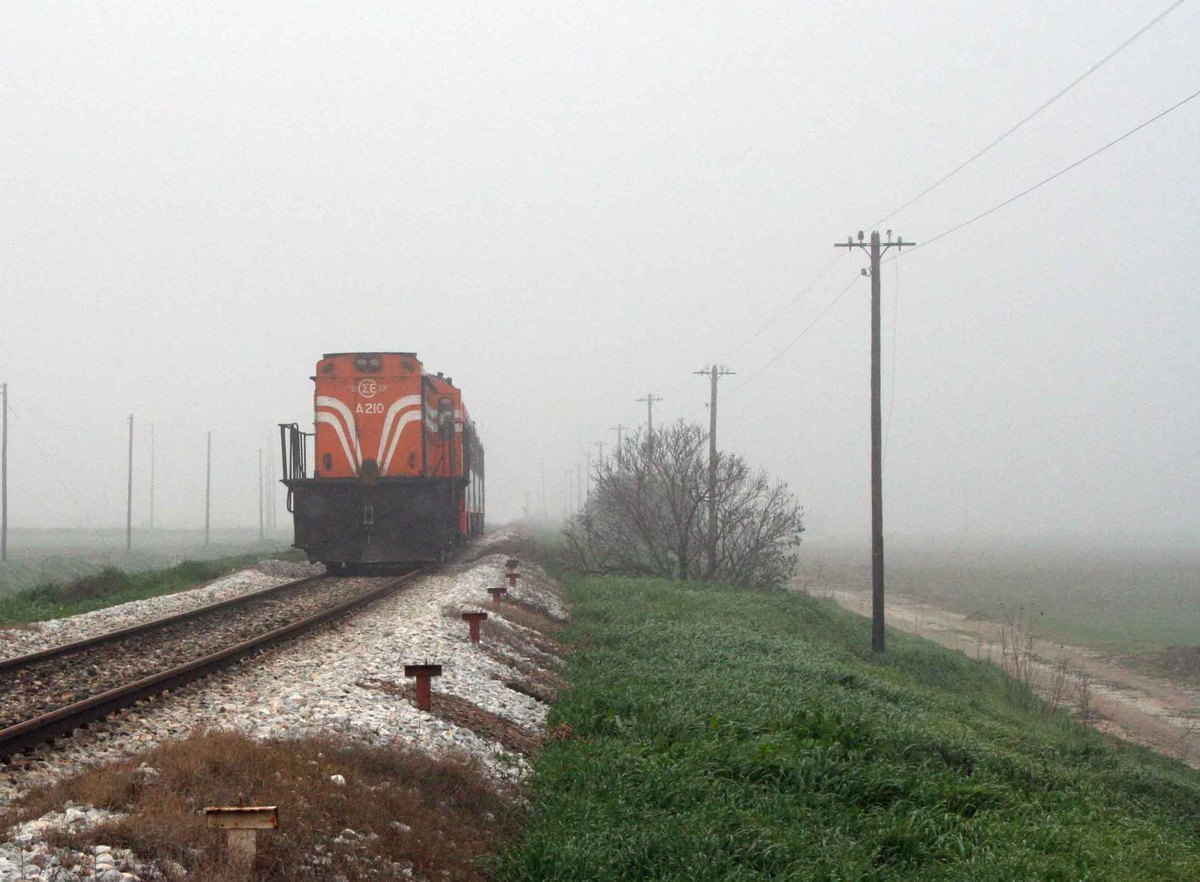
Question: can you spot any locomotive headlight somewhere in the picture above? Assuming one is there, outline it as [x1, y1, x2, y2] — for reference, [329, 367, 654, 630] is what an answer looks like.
[368, 357, 380, 369]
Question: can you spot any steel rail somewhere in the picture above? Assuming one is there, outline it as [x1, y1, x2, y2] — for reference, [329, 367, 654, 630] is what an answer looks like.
[0, 570, 423, 760]
[0, 572, 328, 673]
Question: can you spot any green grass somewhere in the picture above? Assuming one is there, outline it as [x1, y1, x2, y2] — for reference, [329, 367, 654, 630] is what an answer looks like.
[497, 576, 1200, 881]
[0, 552, 295, 627]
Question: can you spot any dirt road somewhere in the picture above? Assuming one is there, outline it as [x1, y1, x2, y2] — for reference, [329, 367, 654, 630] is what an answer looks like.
[814, 582, 1200, 768]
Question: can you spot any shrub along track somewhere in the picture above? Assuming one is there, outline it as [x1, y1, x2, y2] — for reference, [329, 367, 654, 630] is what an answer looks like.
[0, 570, 425, 760]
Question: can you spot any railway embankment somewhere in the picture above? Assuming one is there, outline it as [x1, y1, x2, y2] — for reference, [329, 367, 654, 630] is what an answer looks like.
[0, 528, 565, 881]
[493, 572, 1200, 881]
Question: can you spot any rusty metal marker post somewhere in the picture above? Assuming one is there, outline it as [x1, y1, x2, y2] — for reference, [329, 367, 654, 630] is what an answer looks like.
[462, 611, 488, 643]
[404, 663, 442, 711]
[504, 558, 520, 589]
[488, 586, 507, 605]
[205, 806, 278, 878]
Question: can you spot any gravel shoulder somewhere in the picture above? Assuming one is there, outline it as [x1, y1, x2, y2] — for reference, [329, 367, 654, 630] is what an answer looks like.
[0, 528, 566, 881]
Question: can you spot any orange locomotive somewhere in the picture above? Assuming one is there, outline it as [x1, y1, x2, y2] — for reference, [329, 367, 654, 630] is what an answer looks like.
[279, 353, 484, 569]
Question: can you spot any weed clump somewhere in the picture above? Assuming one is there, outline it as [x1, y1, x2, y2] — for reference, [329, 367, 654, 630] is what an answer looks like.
[8, 731, 516, 882]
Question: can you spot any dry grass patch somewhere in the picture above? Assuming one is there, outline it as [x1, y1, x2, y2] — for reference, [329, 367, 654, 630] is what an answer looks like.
[499, 675, 559, 705]
[478, 641, 567, 695]
[357, 678, 542, 757]
[480, 612, 564, 666]
[4, 730, 517, 882]
[491, 601, 565, 635]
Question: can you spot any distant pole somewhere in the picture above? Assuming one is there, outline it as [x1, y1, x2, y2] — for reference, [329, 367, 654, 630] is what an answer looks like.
[126, 414, 133, 552]
[540, 454, 547, 518]
[694, 365, 734, 579]
[258, 448, 264, 542]
[637, 394, 662, 450]
[577, 461, 584, 508]
[610, 423, 625, 465]
[149, 422, 155, 531]
[835, 229, 915, 653]
[268, 454, 276, 531]
[1, 383, 7, 561]
[205, 431, 212, 547]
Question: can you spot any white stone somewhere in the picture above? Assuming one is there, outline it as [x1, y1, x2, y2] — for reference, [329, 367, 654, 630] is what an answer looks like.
[0, 529, 563, 806]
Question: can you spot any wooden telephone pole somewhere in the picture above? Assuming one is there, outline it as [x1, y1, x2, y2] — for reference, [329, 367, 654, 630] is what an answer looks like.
[835, 229, 914, 653]
[1, 383, 7, 561]
[258, 448, 264, 542]
[694, 366, 734, 578]
[149, 422, 155, 531]
[205, 432, 212, 547]
[610, 423, 626, 465]
[637, 394, 662, 450]
[126, 415, 133, 552]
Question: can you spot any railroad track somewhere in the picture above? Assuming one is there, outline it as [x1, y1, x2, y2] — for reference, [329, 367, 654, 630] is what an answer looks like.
[0, 569, 425, 760]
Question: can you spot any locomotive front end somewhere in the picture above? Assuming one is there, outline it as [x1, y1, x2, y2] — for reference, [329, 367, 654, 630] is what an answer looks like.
[279, 352, 484, 570]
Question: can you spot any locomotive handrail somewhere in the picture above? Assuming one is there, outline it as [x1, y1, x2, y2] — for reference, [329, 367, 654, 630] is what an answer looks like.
[279, 422, 310, 482]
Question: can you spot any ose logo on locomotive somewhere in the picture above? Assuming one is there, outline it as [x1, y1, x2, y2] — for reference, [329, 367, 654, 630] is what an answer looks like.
[357, 379, 378, 398]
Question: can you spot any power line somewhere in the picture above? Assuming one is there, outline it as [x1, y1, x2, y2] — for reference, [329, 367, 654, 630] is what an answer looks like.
[729, 273, 863, 394]
[718, 255, 842, 362]
[896, 86, 1200, 257]
[869, 0, 1187, 228]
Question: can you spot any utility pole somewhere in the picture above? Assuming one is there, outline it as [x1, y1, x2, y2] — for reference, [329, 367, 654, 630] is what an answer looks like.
[1, 383, 7, 562]
[637, 394, 662, 449]
[205, 432, 212, 547]
[268, 455, 276, 531]
[577, 461, 584, 508]
[694, 365, 734, 578]
[610, 423, 625, 465]
[258, 448, 264, 542]
[835, 229, 914, 653]
[149, 422, 155, 531]
[126, 414, 133, 552]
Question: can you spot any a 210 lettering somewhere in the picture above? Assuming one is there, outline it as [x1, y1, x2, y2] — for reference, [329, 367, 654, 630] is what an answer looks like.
[355, 402, 384, 414]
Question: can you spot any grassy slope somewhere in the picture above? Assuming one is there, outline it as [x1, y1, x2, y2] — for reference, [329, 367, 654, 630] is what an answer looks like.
[498, 576, 1200, 881]
[0, 553, 292, 627]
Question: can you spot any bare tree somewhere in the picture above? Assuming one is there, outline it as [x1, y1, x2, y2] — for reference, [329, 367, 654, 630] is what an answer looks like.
[562, 421, 804, 588]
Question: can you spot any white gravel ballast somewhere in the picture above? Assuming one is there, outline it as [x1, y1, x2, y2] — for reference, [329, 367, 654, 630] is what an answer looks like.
[0, 528, 566, 882]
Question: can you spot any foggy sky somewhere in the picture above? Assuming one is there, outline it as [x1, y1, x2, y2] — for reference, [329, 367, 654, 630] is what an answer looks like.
[2, 2, 1198, 546]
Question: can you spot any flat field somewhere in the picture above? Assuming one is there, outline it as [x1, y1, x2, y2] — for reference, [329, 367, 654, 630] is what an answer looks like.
[794, 537, 1200, 655]
[0, 528, 292, 597]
